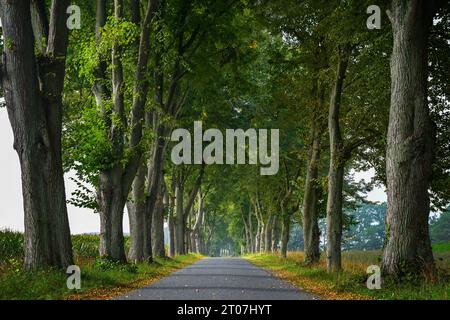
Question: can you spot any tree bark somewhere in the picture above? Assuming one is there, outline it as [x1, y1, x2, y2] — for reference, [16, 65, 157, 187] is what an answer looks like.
[326, 49, 349, 273]
[280, 213, 290, 259]
[271, 214, 278, 253]
[98, 169, 127, 261]
[174, 173, 185, 255]
[127, 162, 147, 263]
[0, 0, 73, 270]
[193, 189, 205, 254]
[152, 177, 167, 258]
[303, 111, 322, 265]
[382, 0, 438, 279]
[264, 211, 273, 252]
[168, 179, 176, 257]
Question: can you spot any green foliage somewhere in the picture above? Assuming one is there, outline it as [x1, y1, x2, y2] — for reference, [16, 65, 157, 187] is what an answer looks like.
[0, 230, 23, 265]
[343, 203, 386, 250]
[430, 212, 450, 243]
[94, 258, 138, 273]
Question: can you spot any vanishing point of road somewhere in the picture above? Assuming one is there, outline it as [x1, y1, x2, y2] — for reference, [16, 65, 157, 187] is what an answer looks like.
[118, 257, 318, 300]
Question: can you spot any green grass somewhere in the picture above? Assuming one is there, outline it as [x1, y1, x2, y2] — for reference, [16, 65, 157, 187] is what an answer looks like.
[0, 230, 202, 300]
[433, 242, 450, 252]
[0, 254, 202, 300]
[245, 250, 450, 300]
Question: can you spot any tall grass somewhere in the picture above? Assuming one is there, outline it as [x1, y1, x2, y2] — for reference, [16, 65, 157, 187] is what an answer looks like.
[0, 230, 111, 265]
[287, 249, 450, 274]
[0, 230, 23, 265]
[71, 234, 100, 259]
[0, 230, 133, 268]
[246, 251, 450, 300]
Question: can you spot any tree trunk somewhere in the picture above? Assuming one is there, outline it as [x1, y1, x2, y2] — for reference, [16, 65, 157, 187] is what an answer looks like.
[127, 162, 147, 263]
[152, 178, 167, 258]
[97, 0, 128, 262]
[98, 169, 127, 261]
[326, 49, 349, 273]
[248, 209, 254, 252]
[254, 201, 265, 253]
[0, 0, 74, 270]
[186, 228, 191, 253]
[382, 0, 437, 279]
[280, 213, 290, 258]
[303, 112, 322, 265]
[193, 190, 205, 254]
[326, 165, 344, 272]
[175, 174, 185, 255]
[264, 212, 273, 252]
[168, 179, 176, 257]
[242, 211, 250, 253]
[271, 215, 278, 253]
[95, 0, 159, 262]
[151, 185, 166, 258]
[255, 218, 261, 253]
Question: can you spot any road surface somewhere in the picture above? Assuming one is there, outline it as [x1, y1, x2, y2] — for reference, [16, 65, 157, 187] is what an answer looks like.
[117, 257, 318, 300]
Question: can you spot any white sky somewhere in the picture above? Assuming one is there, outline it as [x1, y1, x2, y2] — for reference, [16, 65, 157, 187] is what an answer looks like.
[0, 108, 130, 234]
[0, 108, 386, 234]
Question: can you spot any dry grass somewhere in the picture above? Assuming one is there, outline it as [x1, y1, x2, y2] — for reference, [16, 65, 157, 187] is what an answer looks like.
[246, 250, 450, 300]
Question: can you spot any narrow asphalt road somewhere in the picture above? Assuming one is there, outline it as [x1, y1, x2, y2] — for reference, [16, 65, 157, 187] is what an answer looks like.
[117, 257, 318, 300]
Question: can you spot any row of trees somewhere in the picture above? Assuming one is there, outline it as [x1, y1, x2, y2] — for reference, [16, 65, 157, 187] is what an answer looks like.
[0, 0, 449, 282]
[200, 0, 450, 279]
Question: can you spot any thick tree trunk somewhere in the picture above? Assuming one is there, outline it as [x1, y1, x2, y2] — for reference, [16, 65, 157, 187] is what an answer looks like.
[382, 0, 437, 279]
[127, 160, 155, 263]
[0, 0, 73, 270]
[303, 113, 322, 265]
[127, 163, 147, 263]
[98, 169, 127, 261]
[326, 50, 349, 273]
[326, 165, 344, 272]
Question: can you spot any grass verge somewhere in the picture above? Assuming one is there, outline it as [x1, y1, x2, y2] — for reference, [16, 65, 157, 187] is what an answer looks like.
[245, 252, 449, 300]
[0, 254, 202, 300]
